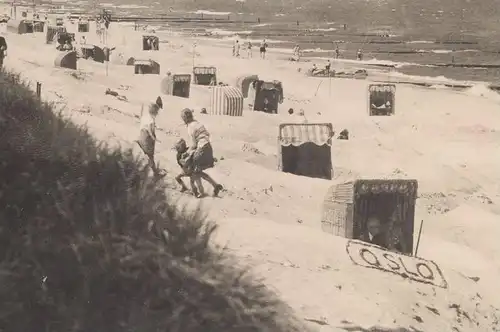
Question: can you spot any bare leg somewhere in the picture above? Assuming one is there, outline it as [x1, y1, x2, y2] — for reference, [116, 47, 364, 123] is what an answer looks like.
[194, 174, 205, 197]
[200, 172, 223, 196]
[175, 173, 189, 191]
[188, 176, 199, 196]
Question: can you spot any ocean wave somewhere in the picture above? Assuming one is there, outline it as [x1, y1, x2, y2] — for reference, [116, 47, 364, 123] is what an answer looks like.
[406, 40, 435, 44]
[116, 4, 149, 9]
[191, 10, 231, 16]
[195, 35, 288, 44]
[221, 36, 287, 43]
[308, 27, 337, 32]
[430, 49, 453, 54]
[207, 28, 253, 36]
[302, 48, 331, 53]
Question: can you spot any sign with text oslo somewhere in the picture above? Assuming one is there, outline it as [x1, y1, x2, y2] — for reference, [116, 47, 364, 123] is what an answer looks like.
[346, 240, 448, 289]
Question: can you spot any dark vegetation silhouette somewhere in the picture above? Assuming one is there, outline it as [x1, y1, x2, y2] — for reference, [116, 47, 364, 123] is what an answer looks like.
[0, 69, 308, 332]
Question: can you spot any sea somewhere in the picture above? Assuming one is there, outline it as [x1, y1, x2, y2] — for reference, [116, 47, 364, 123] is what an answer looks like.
[52, 0, 500, 83]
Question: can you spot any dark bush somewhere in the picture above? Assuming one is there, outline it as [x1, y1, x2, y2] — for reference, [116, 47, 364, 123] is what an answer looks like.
[0, 69, 308, 332]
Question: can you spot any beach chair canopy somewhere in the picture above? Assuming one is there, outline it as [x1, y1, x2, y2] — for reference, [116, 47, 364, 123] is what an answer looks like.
[278, 123, 334, 180]
[134, 60, 153, 66]
[193, 66, 216, 75]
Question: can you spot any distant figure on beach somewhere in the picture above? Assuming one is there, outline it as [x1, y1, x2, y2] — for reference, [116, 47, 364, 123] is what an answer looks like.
[310, 63, 319, 75]
[0, 35, 7, 69]
[234, 40, 240, 57]
[361, 217, 387, 248]
[361, 216, 403, 252]
[357, 49, 363, 61]
[136, 97, 163, 177]
[248, 80, 256, 109]
[180, 108, 224, 197]
[335, 45, 340, 59]
[260, 39, 268, 59]
[246, 41, 253, 58]
[96, 19, 102, 36]
[62, 39, 73, 51]
[325, 60, 331, 73]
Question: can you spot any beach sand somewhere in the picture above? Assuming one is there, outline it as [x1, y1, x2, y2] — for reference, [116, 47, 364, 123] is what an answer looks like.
[2, 8, 500, 332]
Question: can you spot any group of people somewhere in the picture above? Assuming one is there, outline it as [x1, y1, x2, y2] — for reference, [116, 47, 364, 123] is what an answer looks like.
[310, 60, 332, 76]
[232, 39, 268, 59]
[56, 38, 74, 51]
[137, 97, 224, 198]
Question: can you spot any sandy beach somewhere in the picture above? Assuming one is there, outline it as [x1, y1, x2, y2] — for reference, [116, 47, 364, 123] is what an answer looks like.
[2, 7, 500, 331]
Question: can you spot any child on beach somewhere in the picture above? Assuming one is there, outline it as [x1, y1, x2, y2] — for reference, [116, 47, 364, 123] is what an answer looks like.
[174, 138, 203, 197]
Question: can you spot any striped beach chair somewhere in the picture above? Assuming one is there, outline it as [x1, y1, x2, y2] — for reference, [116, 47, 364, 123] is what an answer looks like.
[209, 86, 244, 116]
[278, 123, 334, 180]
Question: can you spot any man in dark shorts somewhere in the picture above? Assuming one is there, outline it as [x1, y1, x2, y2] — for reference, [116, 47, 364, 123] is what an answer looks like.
[259, 39, 268, 59]
[0, 35, 7, 69]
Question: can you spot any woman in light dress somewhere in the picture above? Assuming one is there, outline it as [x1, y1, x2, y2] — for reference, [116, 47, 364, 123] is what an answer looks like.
[180, 108, 223, 197]
[136, 97, 163, 177]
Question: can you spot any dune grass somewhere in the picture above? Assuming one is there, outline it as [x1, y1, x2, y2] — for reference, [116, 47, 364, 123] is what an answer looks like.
[0, 68, 308, 332]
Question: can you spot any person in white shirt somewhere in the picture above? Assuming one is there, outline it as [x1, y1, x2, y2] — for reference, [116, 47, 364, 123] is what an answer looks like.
[234, 40, 240, 57]
[246, 41, 252, 58]
[247, 80, 257, 110]
[181, 108, 223, 197]
[136, 97, 163, 176]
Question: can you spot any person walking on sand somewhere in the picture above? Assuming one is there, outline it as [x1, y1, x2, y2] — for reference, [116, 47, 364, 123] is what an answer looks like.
[357, 49, 363, 61]
[234, 40, 240, 57]
[0, 35, 8, 69]
[260, 39, 268, 59]
[247, 41, 253, 58]
[136, 97, 164, 177]
[180, 108, 224, 197]
[247, 80, 257, 110]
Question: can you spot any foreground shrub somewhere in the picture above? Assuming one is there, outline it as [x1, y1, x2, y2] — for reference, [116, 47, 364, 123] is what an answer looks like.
[0, 69, 308, 332]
